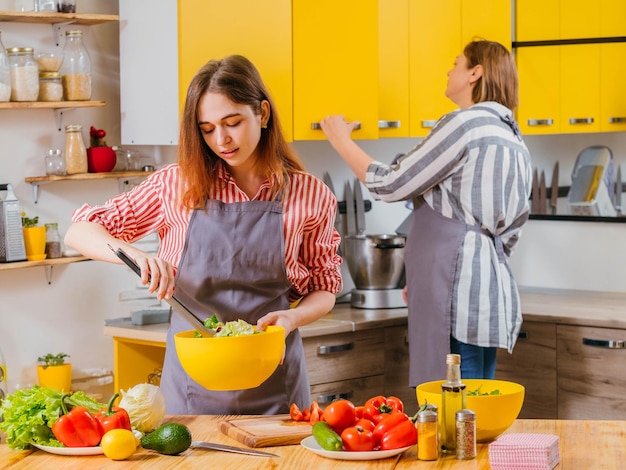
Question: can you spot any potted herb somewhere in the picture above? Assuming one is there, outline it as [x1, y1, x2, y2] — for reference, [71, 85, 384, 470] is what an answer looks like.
[37, 353, 72, 392]
[21, 212, 47, 261]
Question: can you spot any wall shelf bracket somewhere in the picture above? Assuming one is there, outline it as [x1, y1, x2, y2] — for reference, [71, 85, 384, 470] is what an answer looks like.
[45, 265, 54, 284]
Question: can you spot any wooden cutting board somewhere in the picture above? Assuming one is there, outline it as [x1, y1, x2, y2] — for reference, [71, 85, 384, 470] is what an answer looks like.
[218, 414, 313, 447]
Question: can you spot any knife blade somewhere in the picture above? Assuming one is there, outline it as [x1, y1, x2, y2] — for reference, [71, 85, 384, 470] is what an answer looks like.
[616, 164, 622, 214]
[538, 170, 547, 214]
[190, 441, 279, 457]
[344, 181, 356, 235]
[109, 245, 214, 335]
[550, 161, 559, 215]
[531, 168, 539, 214]
[353, 177, 366, 235]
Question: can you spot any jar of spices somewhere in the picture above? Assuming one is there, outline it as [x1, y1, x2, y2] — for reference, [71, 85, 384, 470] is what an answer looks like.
[44, 223, 62, 259]
[64, 124, 87, 174]
[417, 409, 439, 461]
[0, 32, 11, 102]
[455, 409, 476, 460]
[7, 47, 39, 102]
[44, 148, 66, 175]
[61, 30, 91, 101]
[38, 71, 63, 101]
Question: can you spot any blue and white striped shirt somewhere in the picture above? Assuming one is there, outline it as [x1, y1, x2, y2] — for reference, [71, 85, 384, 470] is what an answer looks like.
[365, 102, 533, 352]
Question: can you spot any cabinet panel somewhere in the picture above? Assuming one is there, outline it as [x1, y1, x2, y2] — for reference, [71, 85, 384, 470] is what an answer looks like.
[557, 324, 626, 420]
[495, 321, 557, 419]
[384, 325, 415, 414]
[560, 44, 600, 134]
[600, 43, 626, 132]
[515, 0, 559, 41]
[560, 0, 600, 39]
[461, 0, 511, 47]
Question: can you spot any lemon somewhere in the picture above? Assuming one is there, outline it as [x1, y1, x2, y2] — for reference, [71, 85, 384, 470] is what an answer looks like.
[100, 428, 139, 460]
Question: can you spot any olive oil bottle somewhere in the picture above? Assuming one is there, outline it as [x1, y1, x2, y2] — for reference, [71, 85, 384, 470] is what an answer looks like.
[441, 353, 466, 453]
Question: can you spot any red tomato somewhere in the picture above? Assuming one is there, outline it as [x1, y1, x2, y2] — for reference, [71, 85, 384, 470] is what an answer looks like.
[355, 418, 376, 432]
[290, 403, 304, 421]
[355, 405, 364, 419]
[322, 399, 357, 432]
[341, 425, 377, 451]
[310, 402, 323, 424]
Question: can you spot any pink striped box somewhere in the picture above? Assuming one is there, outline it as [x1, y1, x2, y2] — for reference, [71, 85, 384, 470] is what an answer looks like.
[488, 433, 560, 470]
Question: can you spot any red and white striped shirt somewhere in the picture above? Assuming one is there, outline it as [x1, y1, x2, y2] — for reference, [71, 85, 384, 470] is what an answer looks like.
[72, 163, 343, 297]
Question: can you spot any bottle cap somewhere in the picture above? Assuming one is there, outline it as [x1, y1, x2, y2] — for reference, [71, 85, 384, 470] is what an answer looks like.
[455, 409, 476, 421]
[446, 353, 461, 365]
[417, 409, 438, 422]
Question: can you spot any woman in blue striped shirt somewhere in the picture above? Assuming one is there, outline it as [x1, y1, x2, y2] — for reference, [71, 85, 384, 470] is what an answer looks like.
[320, 40, 533, 385]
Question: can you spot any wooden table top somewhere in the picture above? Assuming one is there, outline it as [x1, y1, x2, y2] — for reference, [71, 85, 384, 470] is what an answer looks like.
[1, 416, 624, 469]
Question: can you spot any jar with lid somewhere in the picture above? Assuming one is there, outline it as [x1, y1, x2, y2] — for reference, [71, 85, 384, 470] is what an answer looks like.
[44, 223, 62, 259]
[38, 71, 63, 101]
[417, 409, 439, 461]
[45, 148, 66, 175]
[455, 409, 476, 460]
[61, 30, 91, 101]
[7, 47, 39, 102]
[64, 124, 87, 174]
[0, 32, 10, 102]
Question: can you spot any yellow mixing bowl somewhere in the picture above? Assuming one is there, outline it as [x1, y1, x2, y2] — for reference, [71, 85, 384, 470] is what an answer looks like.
[174, 325, 285, 391]
[416, 379, 525, 442]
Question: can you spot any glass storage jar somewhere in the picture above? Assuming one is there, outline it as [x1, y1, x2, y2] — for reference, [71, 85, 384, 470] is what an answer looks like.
[7, 47, 39, 102]
[0, 32, 10, 102]
[64, 124, 87, 174]
[61, 30, 91, 101]
[38, 71, 63, 101]
[44, 148, 66, 175]
[44, 223, 62, 259]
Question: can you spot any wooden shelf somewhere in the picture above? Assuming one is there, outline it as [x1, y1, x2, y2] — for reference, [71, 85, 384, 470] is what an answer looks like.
[0, 255, 88, 271]
[25, 171, 153, 184]
[0, 100, 105, 110]
[0, 11, 118, 25]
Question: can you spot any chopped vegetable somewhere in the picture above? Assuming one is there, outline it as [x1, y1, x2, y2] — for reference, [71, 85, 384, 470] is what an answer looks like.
[0, 385, 106, 450]
[118, 384, 166, 433]
[203, 314, 260, 337]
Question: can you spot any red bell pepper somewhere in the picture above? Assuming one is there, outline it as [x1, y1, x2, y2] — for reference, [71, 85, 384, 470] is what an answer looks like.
[372, 411, 409, 443]
[95, 393, 132, 434]
[51, 397, 101, 447]
[379, 417, 418, 450]
[363, 395, 405, 423]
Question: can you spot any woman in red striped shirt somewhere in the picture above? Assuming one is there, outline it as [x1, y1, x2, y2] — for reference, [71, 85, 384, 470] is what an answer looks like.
[65, 55, 342, 414]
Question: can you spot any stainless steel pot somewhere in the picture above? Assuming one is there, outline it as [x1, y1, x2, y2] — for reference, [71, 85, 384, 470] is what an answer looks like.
[343, 234, 406, 290]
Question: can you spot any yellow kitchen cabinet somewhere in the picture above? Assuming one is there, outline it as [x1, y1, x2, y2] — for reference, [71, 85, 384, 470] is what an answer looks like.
[600, 43, 626, 132]
[516, 0, 560, 41]
[292, 0, 379, 141]
[178, 0, 293, 141]
[460, 0, 511, 46]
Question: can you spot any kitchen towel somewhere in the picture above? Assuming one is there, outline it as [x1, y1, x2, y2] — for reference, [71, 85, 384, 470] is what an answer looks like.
[488, 433, 560, 470]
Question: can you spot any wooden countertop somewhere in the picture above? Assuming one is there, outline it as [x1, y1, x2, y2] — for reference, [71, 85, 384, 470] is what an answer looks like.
[1, 416, 624, 469]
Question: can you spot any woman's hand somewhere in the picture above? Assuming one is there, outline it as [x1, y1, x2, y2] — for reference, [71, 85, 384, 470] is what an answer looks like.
[127, 250, 176, 301]
[319, 115, 359, 147]
[256, 309, 297, 338]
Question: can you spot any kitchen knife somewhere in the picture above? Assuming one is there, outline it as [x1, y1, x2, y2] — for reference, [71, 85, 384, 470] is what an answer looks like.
[538, 170, 547, 214]
[531, 168, 539, 214]
[190, 441, 279, 457]
[550, 161, 559, 215]
[616, 164, 622, 214]
[344, 180, 356, 235]
[353, 177, 366, 235]
[109, 245, 214, 335]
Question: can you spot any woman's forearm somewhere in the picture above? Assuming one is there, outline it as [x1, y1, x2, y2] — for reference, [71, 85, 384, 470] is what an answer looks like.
[64, 221, 136, 264]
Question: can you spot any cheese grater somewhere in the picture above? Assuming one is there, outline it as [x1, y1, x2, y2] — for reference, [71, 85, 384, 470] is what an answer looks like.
[0, 184, 27, 262]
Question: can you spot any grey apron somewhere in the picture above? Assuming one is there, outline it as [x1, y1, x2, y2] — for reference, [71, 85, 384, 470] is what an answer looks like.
[404, 197, 505, 387]
[160, 197, 311, 415]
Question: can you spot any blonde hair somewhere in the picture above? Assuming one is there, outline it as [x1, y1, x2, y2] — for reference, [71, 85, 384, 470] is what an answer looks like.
[464, 40, 519, 110]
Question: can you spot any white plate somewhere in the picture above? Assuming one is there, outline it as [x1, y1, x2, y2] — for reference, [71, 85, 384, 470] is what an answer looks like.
[31, 443, 104, 456]
[300, 436, 411, 461]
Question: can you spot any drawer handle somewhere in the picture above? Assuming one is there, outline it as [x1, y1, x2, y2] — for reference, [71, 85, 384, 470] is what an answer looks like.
[317, 391, 353, 406]
[518, 331, 528, 340]
[582, 338, 625, 349]
[378, 120, 401, 129]
[568, 117, 594, 125]
[311, 122, 361, 130]
[527, 119, 554, 126]
[317, 342, 354, 355]
[609, 117, 626, 124]
[421, 120, 437, 128]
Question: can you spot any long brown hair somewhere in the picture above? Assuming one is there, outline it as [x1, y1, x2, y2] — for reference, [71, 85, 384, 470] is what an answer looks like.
[465, 39, 518, 110]
[178, 55, 304, 209]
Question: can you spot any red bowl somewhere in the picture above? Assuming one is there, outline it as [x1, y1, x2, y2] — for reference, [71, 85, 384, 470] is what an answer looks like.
[87, 147, 117, 173]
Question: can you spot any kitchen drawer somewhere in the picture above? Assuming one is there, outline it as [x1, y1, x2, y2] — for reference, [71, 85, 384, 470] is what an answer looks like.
[310, 375, 385, 408]
[384, 325, 416, 414]
[557, 324, 626, 420]
[496, 321, 557, 419]
[303, 329, 385, 386]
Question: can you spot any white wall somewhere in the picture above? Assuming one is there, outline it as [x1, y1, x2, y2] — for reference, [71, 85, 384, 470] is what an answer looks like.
[2, 1, 625, 395]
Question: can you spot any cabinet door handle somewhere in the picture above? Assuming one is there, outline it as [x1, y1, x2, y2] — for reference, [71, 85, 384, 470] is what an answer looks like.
[609, 117, 626, 124]
[317, 342, 354, 355]
[311, 122, 361, 130]
[316, 391, 353, 406]
[378, 120, 401, 129]
[568, 117, 594, 125]
[421, 120, 437, 128]
[582, 338, 625, 349]
[518, 331, 528, 340]
[527, 119, 554, 126]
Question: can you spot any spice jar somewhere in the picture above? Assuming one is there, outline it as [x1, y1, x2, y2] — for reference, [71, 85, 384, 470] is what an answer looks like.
[64, 124, 87, 174]
[44, 223, 62, 259]
[0, 32, 11, 102]
[7, 47, 39, 102]
[44, 148, 66, 175]
[455, 409, 476, 460]
[61, 30, 91, 101]
[38, 71, 63, 101]
[417, 409, 439, 461]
